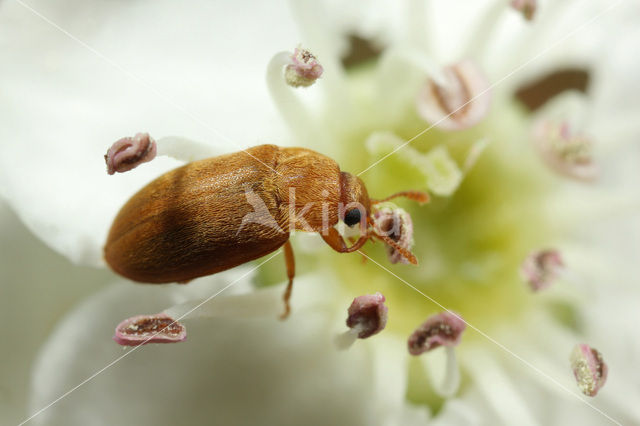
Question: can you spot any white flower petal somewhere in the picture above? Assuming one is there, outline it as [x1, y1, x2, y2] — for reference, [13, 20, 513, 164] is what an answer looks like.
[28, 274, 398, 425]
[486, 0, 631, 91]
[0, 199, 112, 425]
[503, 311, 640, 424]
[463, 347, 538, 426]
[365, 336, 422, 425]
[0, 0, 298, 265]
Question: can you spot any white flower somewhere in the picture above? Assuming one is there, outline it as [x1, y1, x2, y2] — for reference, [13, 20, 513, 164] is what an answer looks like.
[2, 1, 640, 425]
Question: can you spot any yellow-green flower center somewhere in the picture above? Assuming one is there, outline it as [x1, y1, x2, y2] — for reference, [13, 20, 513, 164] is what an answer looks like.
[256, 63, 560, 407]
[338, 65, 555, 331]
[259, 62, 556, 330]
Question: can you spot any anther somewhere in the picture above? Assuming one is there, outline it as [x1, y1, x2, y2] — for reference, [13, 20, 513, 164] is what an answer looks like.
[416, 60, 491, 131]
[534, 121, 597, 182]
[284, 47, 324, 88]
[511, 0, 537, 21]
[408, 311, 466, 355]
[335, 292, 388, 350]
[372, 204, 415, 264]
[105, 132, 157, 175]
[520, 249, 564, 292]
[113, 313, 186, 346]
[570, 343, 608, 397]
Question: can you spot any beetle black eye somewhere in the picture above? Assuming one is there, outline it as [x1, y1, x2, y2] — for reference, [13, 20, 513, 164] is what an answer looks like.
[344, 208, 361, 227]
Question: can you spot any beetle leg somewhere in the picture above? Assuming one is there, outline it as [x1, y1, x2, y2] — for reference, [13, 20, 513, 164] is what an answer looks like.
[321, 227, 368, 253]
[279, 240, 296, 320]
[348, 237, 369, 264]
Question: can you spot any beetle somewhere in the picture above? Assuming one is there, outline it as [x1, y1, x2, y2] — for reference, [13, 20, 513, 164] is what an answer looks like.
[104, 144, 428, 318]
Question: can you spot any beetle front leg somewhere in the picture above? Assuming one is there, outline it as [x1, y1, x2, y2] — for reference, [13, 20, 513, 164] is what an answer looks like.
[349, 237, 369, 264]
[321, 228, 368, 253]
[279, 240, 295, 320]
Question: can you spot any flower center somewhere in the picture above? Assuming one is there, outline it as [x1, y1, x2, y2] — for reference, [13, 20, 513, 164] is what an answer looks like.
[251, 58, 562, 408]
[256, 62, 555, 340]
[327, 64, 555, 336]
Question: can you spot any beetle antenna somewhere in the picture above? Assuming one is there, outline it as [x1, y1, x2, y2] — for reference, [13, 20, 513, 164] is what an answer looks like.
[372, 191, 430, 205]
[373, 233, 418, 265]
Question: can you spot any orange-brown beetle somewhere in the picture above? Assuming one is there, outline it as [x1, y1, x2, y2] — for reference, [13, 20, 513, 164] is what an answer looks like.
[105, 144, 427, 317]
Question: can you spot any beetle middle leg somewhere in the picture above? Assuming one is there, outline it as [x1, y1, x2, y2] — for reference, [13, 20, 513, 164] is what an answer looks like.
[349, 236, 369, 264]
[279, 240, 295, 320]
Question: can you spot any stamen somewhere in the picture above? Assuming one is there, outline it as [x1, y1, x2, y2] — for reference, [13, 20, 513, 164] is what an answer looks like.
[416, 60, 491, 131]
[520, 249, 564, 291]
[408, 311, 466, 355]
[533, 120, 598, 182]
[284, 47, 324, 88]
[371, 204, 417, 264]
[570, 343, 608, 397]
[267, 47, 323, 141]
[104, 132, 157, 175]
[113, 313, 186, 346]
[409, 312, 466, 397]
[335, 292, 388, 350]
[113, 287, 286, 346]
[105, 134, 221, 174]
[511, 0, 537, 21]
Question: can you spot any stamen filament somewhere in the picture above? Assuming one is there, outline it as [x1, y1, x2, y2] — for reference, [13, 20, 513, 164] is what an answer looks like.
[334, 327, 363, 350]
[267, 49, 321, 142]
[155, 136, 220, 162]
[379, 48, 448, 87]
[439, 346, 461, 397]
[464, 1, 511, 60]
[407, 0, 430, 50]
[463, 138, 490, 174]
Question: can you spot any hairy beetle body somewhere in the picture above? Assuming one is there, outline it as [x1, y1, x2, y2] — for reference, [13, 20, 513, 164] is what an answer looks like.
[105, 145, 346, 283]
[105, 142, 426, 317]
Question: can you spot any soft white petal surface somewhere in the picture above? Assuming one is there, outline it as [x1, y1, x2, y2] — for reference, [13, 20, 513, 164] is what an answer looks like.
[28, 273, 410, 426]
[0, 200, 112, 425]
[0, 0, 298, 266]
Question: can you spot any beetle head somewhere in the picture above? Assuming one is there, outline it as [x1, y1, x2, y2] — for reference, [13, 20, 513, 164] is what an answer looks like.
[339, 172, 371, 228]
